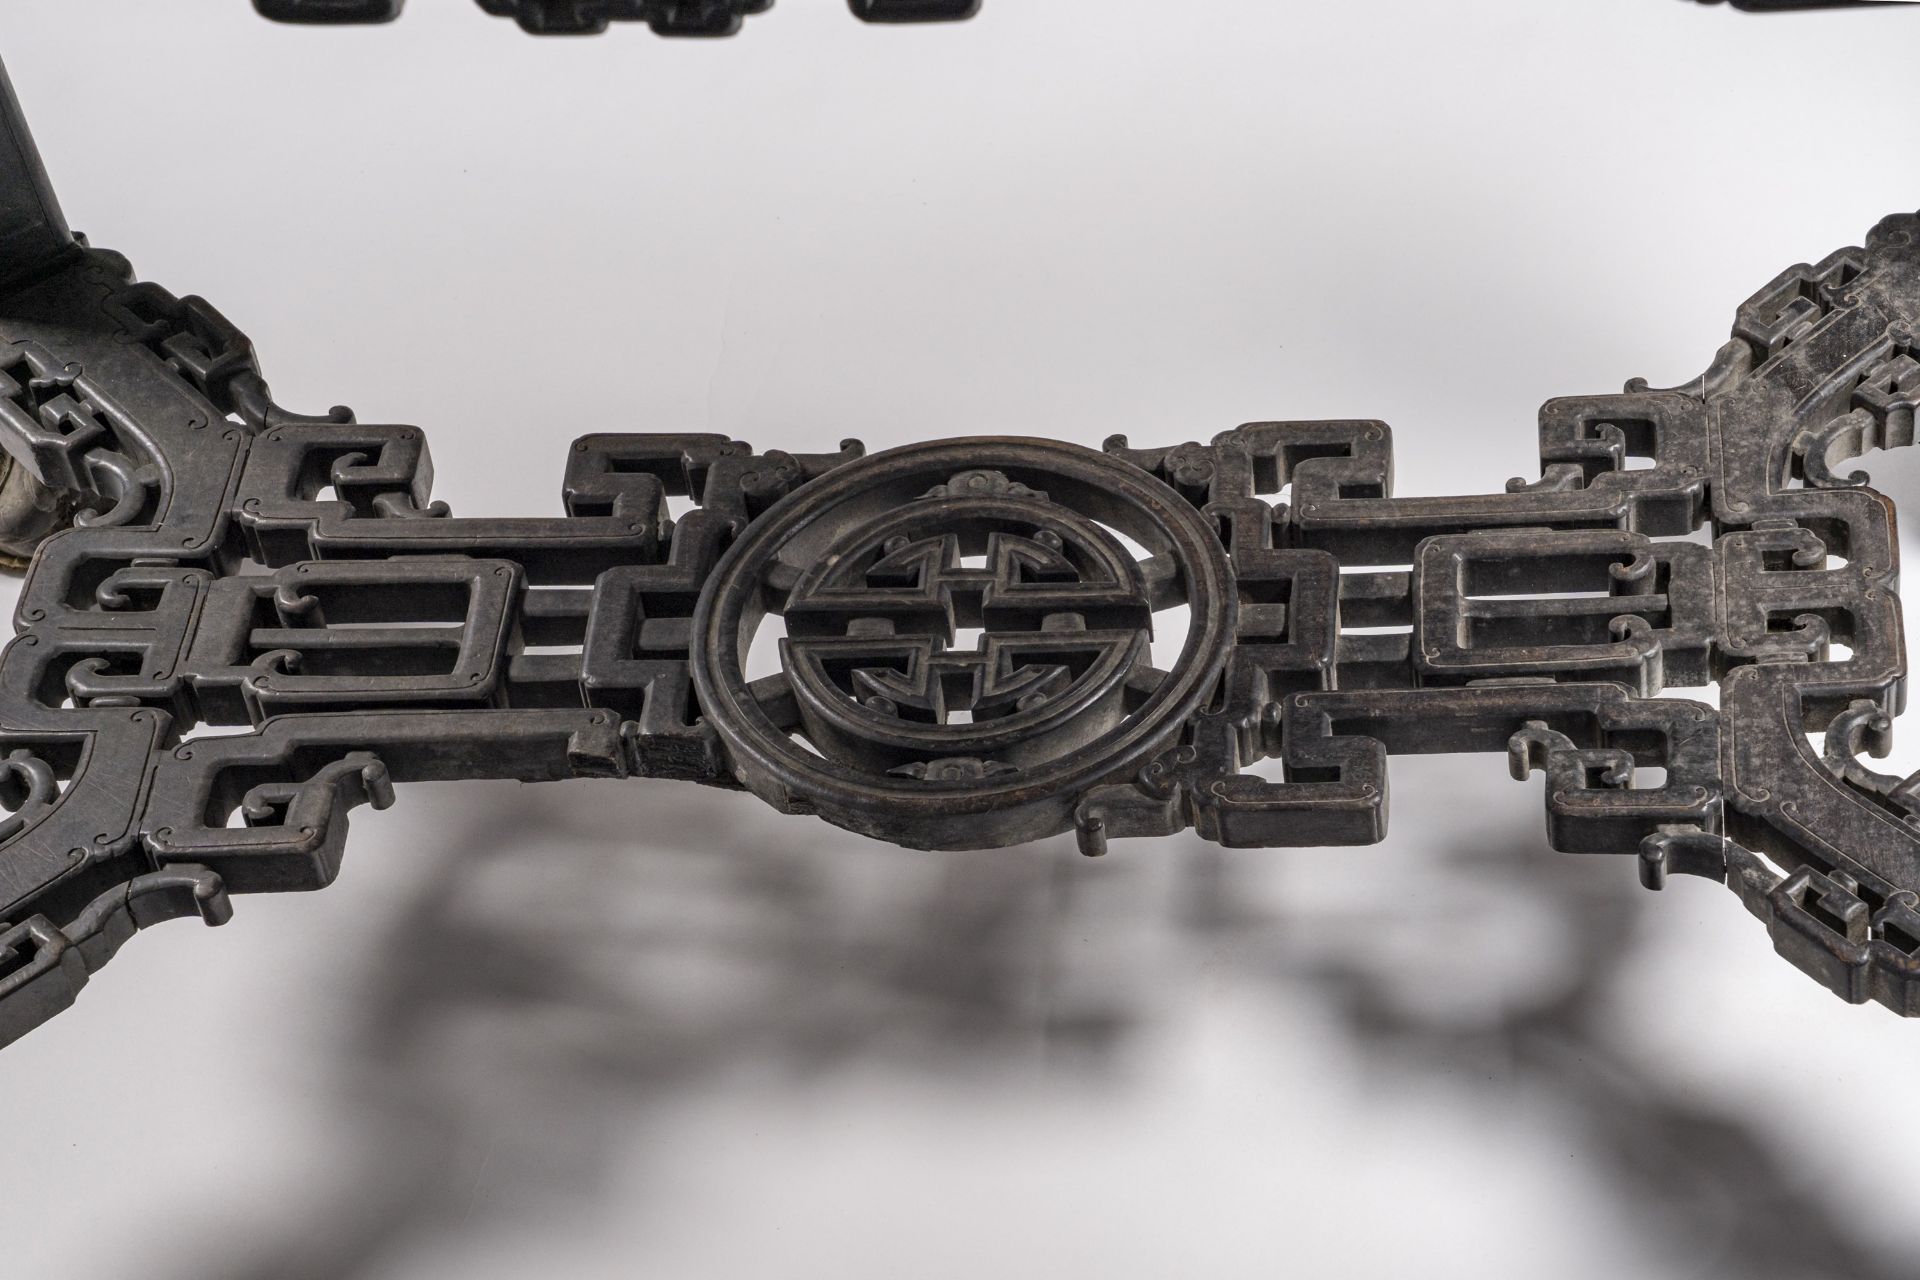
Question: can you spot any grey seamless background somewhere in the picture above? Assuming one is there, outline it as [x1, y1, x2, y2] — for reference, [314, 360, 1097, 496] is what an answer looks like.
[5, 2, 1920, 1277]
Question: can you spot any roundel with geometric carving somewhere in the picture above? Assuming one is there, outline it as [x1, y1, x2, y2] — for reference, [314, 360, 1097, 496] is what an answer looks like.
[691, 438, 1237, 850]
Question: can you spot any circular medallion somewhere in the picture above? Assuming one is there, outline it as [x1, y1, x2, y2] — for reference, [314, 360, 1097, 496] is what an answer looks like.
[691, 437, 1235, 849]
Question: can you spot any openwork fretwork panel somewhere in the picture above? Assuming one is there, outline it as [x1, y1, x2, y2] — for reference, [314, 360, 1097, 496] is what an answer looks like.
[4, 212, 1920, 1042]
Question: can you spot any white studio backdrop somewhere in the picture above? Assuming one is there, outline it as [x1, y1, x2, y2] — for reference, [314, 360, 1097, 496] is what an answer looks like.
[4, 2, 1920, 1278]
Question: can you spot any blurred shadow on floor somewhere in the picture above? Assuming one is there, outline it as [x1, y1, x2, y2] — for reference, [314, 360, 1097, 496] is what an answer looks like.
[1302, 829, 1911, 1280]
[178, 767, 1908, 1280]
[187, 779, 1149, 1279]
